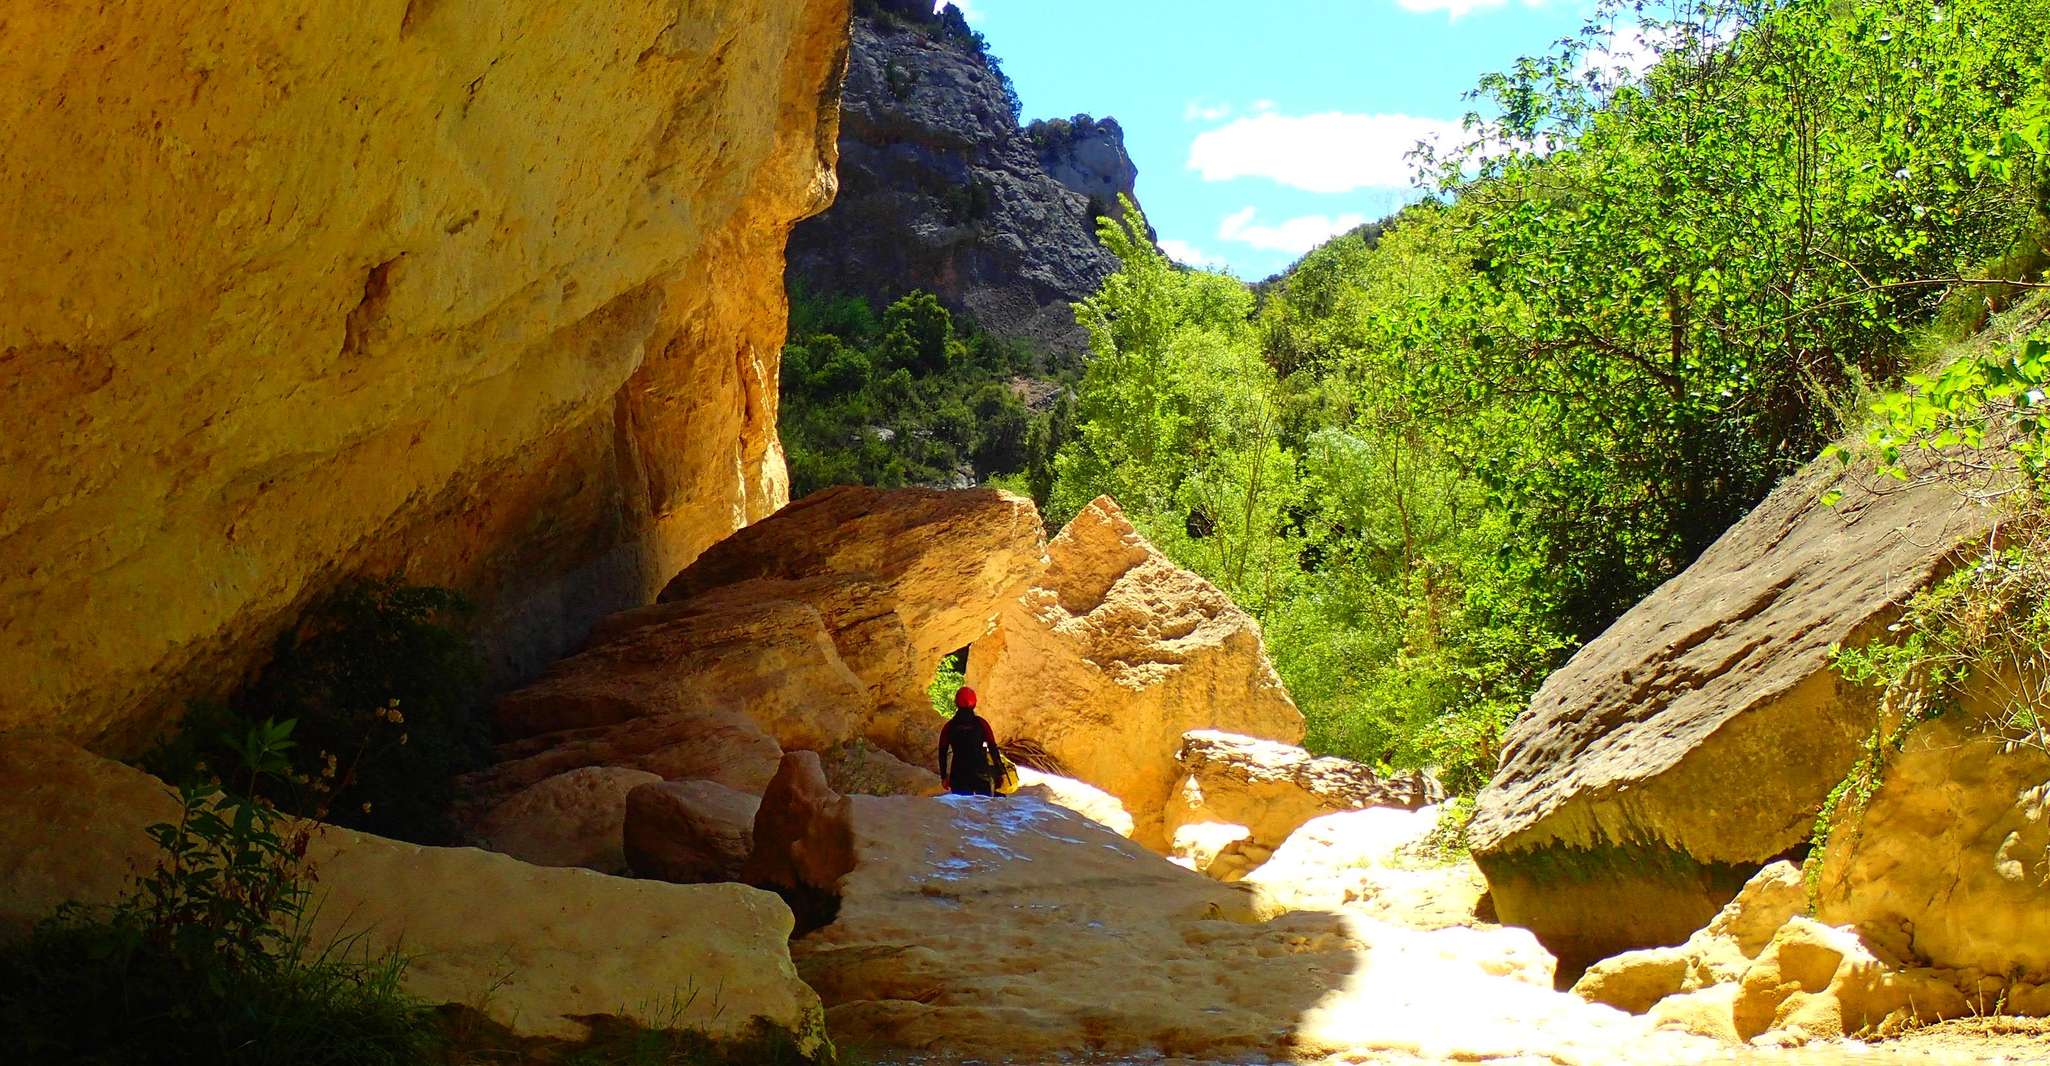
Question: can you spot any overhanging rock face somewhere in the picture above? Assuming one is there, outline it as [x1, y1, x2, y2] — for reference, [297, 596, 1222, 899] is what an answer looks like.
[1469, 454, 2001, 972]
[0, 0, 852, 750]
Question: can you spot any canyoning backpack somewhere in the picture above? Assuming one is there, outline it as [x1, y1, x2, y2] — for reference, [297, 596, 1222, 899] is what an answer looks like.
[992, 751, 1020, 795]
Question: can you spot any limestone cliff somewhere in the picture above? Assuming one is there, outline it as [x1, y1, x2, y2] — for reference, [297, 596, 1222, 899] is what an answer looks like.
[785, 8, 1142, 357]
[0, 0, 852, 750]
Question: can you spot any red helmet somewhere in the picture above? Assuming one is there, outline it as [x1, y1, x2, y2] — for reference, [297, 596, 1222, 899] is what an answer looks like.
[954, 686, 978, 710]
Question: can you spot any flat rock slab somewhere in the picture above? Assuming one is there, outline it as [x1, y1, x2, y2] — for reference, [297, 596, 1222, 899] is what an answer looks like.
[790, 792, 1712, 1064]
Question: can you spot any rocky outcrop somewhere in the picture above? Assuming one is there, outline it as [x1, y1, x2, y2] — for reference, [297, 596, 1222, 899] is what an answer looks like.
[1165, 729, 1444, 879]
[967, 496, 1305, 846]
[1571, 861, 2046, 1045]
[1469, 454, 2002, 970]
[786, 12, 1141, 356]
[625, 779, 763, 885]
[1811, 713, 2050, 987]
[0, 0, 851, 752]
[485, 486, 1042, 767]
[0, 737, 825, 1049]
[656, 484, 1048, 760]
[472, 766, 662, 873]
[1031, 115, 1142, 222]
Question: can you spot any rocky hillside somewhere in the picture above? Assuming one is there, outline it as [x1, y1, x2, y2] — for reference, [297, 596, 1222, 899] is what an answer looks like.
[786, 4, 1143, 358]
[0, 0, 851, 750]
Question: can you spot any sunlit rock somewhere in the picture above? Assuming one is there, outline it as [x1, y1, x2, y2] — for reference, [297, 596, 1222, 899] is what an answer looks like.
[1470, 449, 2002, 970]
[968, 496, 1304, 846]
[1165, 729, 1443, 879]
[0, 0, 852, 751]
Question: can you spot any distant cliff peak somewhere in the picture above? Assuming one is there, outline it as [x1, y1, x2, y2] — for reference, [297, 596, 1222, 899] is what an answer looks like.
[789, 10, 1147, 360]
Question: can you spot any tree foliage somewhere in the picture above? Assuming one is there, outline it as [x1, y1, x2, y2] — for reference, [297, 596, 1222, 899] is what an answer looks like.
[1049, 0, 2050, 789]
[780, 288, 1072, 503]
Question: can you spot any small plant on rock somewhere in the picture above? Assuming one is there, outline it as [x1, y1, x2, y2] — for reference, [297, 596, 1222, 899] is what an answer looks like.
[0, 717, 436, 1066]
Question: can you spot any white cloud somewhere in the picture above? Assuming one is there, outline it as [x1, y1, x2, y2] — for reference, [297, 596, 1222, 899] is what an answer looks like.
[1183, 100, 1234, 123]
[1216, 207, 1368, 255]
[1577, 22, 1675, 83]
[1395, 0, 1548, 19]
[1186, 111, 1463, 194]
[933, 0, 979, 20]
[1157, 238, 1227, 269]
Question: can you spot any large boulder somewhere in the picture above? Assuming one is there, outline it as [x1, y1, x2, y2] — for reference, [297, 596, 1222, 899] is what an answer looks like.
[0, 737, 825, 1050]
[493, 486, 1043, 764]
[1164, 729, 1443, 879]
[470, 765, 662, 873]
[0, 0, 851, 752]
[624, 779, 762, 885]
[1469, 455, 2001, 971]
[967, 496, 1305, 846]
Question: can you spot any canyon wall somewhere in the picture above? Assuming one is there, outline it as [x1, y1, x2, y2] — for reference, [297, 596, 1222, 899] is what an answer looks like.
[0, 0, 852, 750]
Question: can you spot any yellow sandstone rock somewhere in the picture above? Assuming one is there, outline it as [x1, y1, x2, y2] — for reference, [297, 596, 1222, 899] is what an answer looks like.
[1812, 714, 2050, 988]
[1164, 729, 1443, 880]
[0, 736, 826, 1048]
[968, 497, 1305, 846]
[779, 785, 1717, 1064]
[471, 765, 663, 874]
[0, 0, 852, 751]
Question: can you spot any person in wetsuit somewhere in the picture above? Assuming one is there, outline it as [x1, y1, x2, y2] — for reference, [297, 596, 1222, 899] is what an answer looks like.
[937, 686, 1004, 796]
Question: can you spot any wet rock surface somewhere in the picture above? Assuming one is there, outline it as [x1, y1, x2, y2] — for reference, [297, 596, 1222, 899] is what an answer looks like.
[782, 788, 1719, 1064]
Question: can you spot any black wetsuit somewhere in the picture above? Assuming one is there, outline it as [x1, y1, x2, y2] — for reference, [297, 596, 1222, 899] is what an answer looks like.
[937, 709, 1003, 796]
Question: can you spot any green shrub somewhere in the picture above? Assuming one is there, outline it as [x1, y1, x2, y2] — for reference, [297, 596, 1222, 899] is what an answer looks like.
[146, 577, 487, 844]
[2, 718, 436, 1066]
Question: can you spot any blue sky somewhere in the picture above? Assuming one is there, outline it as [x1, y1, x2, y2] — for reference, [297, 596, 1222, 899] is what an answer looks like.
[945, 0, 1600, 279]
